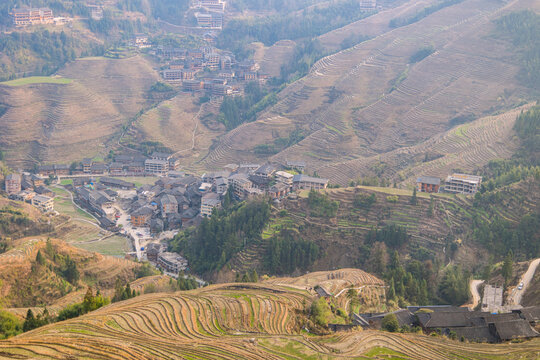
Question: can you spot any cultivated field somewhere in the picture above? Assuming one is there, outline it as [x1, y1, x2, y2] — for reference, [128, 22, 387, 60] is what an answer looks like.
[0, 272, 539, 359]
[0, 237, 139, 308]
[199, 0, 535, 183]
[0, 56, 159, 168]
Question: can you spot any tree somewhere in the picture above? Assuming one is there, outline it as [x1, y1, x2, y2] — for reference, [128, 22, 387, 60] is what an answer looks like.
[35, 250, 45, 266]
[387, 278, 396, 300]
[310, 298, 331, 327]
[382, 313, 399, 332]
[427, 196, 434, 217]
[22, 309, 36, 332]
[502, 251, 514, 284]
[0, 310, 22, 339]
[410, 187, 418, 205]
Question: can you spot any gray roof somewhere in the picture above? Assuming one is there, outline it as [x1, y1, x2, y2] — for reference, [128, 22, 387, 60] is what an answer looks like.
[417, 176, 441, 186]
[493, 320, 539, 340]
[132, 206, 153, 216]
[5, 173, 21, 181]
[292, 174, 328, 184]
[160, 194, 178, 205]
[514, 306, 540, 322]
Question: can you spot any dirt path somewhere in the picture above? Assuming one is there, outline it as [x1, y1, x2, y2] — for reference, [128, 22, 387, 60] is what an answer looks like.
[510, 258, 540, 306]
[468, 279, 484, 309]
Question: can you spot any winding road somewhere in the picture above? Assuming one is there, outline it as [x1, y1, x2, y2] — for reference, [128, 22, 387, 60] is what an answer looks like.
[510, 258, 540, 306]
[468, 279, 484, 309]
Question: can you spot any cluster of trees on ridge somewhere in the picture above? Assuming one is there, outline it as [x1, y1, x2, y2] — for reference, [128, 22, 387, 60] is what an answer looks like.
[496, 11, 540, 90]
[169, 197, 271, 273]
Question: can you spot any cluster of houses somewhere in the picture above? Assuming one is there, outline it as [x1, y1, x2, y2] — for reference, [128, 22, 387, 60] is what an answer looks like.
[4, 173, 55, 213]
[125, 160, 327, 232]
[36, 153, 182, 178]
[9, 7, 72, 27]
[351, 305, 540, 343]
[195, 0, 226, 29]
[416, 173, 483, 195]
[157, 44, 267, 95]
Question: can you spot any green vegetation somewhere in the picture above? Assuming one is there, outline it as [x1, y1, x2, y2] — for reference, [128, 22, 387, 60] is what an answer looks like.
[0, 76, 73, 86]
[389, 0, 464, 28]
[381, 313, 399, 332]
[150, 81, 174, 93]
[0, 311, 22, 339]
[112, 280, 138, 303]
[513, 104, 539, 164]
[169, 199, 271, 273]
[496, 11, 540, 90]
[307, 190, 338, 218]
[218, 82, 277, 130]
[0, 30, 101, 81]
[310, 297, 332, 327]
[265, 229, 319, 274]
[254, 128, 305, 155]
[437, 266, 470, 305]
[409, 46, 435, 64]
[57, 287, 109, 321]
[353, 193, 377, 211]
[279, 39, 326, 83]
[218, 1, 375, 50]
[366, 225, 409, 249]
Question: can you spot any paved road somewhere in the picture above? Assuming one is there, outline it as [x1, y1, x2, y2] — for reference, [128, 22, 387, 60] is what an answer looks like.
[511, 258, 540, 306]
[115, 205, 144, 261]
[469, 279, 484, 309]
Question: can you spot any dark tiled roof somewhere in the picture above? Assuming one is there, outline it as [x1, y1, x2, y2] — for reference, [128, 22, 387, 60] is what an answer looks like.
[514, 306, 540, 322]
[453, 326, 498, 343]
[493, 320, 539, 340]
[416, 176, 441, 186]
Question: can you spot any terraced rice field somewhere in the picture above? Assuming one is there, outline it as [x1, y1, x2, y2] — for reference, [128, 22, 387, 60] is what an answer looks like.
[200, 0, 533, 183]
[317, 103, 533, 185]
[1, 279, 539, 359]
[0, 56, 159, 168]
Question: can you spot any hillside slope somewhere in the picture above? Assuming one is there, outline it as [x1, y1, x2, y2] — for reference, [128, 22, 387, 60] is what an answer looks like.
[0, 56, 159, 168]
[0, 271, 539, 359]
[200, 0, 536, 182]
[0, 237, 140, 308]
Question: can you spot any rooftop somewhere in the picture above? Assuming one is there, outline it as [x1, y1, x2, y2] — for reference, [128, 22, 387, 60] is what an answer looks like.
[417, 176, 441, 186]
[292, 174, 329, 184]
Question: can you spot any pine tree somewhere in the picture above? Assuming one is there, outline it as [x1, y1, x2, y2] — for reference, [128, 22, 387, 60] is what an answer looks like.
[387, 278, 396, 300]
[22, 310, 36, 332]
[35, 250, 45, 266]
[410, 187, 418, 205]
[502, 251, 514, 284]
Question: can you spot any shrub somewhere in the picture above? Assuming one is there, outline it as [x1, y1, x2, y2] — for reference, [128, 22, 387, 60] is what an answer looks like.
[310, 298, 331, 327]
[381, 313, 399, 332]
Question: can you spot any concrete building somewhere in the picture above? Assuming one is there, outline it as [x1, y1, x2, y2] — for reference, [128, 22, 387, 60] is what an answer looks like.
[229, 173, 253, 198]
[416, 176, 441, 193]
[32, 195, 54, 212]
[201, 192, 221, 217]
[444, 174, 482, 194]
[292, 174, 328, 191]
[4, 173, 21, 194]
[10, 8, 53, 26]
[157, 252, 188, 274]
[145, 159, 169, 176]
[275, 171, 294, 185]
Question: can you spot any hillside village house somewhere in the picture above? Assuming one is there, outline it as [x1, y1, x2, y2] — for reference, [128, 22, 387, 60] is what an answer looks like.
[416, 176, 441, 193]
[201, 192, 221, 217]
[145, 159, 169, 176]
[4, 173, 21, 194]
[157, 252, 188, 274]
[275, 171, 294, 185]
[131, 206, 153, 227]
[160, 194, 178, 217]
[292, 174, 329, 191]
[32, 195, 54, 213]
[11, 8, 53, 26]
[444, 173, 482, 194]
[82, 158, 93, 173]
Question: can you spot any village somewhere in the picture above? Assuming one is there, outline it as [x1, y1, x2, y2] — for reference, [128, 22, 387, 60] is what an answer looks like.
[4, 148, 484, 277]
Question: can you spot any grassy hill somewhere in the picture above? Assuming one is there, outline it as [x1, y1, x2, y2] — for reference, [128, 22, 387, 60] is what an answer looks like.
[222, 178, 539, 281]
[0, 270, 539, 359]
[199, 0, 538, 181]
[0, 237, 144, 309]
[0, 56, 160, 168]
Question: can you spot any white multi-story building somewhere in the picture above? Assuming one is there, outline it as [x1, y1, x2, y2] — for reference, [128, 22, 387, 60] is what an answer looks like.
[201, 192, 221, 217]
[444, 174, 482, 195]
